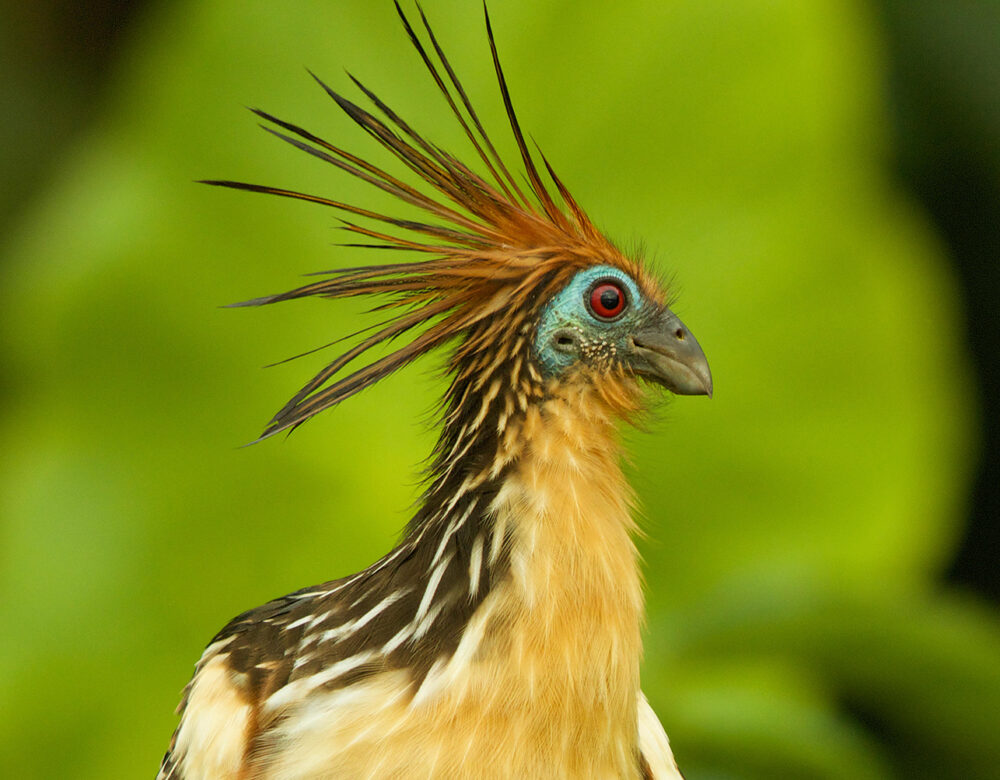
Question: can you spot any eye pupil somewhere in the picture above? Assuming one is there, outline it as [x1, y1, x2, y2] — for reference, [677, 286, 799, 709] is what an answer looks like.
[589, 282, 626, 319]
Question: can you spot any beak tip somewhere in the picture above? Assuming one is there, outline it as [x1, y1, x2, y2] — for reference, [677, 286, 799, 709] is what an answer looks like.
[700, 368, 714, 399]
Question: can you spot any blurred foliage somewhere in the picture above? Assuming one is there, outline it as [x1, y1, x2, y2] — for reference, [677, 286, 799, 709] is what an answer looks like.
[876, 0, 1000, 599]
[1, 1, 998, 778]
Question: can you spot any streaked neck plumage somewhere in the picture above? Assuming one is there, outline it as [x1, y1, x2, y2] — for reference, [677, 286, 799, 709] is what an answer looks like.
[348, 313, 647, 676]
[226, 341, 651, 777]
[304, 363, 648, 776]
[382, 347, 647, 775]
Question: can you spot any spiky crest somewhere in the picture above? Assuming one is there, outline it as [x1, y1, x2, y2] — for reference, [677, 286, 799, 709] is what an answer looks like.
[202, 2, 659, 441]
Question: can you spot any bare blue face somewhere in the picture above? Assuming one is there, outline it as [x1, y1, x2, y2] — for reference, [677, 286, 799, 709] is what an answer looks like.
[534, 265, 653, 375]
[533, 264, 713, 397]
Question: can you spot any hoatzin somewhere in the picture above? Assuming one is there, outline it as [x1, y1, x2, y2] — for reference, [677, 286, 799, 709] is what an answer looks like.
[159, 3, 711, 778]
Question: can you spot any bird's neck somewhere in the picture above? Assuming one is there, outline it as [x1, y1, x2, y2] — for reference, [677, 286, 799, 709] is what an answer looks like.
[392, 377, 646, 773]
[404, 372, 643, 680]
[410, 372, 645, 630]
[270, 376, 648, 775]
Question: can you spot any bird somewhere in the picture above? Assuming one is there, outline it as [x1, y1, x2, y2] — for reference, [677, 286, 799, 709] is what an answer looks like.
[158, 3, 711, 778]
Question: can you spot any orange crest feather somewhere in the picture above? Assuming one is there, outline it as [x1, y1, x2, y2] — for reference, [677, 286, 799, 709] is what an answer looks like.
[204, 2, 657, 439]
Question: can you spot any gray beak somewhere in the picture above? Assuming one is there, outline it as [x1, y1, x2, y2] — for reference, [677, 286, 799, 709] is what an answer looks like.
[628, 308, 713, 397]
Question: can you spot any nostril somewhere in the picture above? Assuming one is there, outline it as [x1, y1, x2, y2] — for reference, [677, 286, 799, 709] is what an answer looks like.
[552, 328, 580, 353]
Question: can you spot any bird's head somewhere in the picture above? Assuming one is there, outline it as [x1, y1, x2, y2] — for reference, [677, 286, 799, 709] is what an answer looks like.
[207, 3, 711, 441]
[535, 264, 711, 398]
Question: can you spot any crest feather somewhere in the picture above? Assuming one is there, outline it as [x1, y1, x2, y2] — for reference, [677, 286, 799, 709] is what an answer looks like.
[204, 2, 647, 440]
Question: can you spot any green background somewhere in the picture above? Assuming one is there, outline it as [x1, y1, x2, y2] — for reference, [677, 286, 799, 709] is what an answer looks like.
[1, 1, 998, 778]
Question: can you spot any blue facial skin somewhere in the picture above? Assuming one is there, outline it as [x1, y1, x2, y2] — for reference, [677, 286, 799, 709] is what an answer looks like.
[534, 264, 656, 378]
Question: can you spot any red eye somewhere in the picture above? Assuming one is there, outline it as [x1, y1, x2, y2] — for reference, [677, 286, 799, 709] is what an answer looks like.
[589, 282, 626, 319]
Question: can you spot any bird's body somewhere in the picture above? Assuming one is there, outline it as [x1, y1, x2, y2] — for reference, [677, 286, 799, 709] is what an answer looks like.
[160, 4, 709, 778]
[168, 387, 649, 778]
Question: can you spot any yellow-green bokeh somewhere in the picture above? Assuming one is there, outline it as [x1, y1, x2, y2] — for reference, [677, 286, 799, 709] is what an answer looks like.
[1, 1, 997, 778]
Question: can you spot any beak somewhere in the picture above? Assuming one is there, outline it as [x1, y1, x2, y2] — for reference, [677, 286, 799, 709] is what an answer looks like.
[628, 308, 713, 397]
